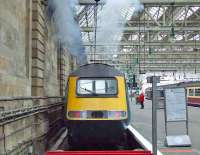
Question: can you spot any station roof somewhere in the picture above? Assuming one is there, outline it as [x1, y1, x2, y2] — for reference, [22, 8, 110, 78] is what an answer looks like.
[76, 0, 200, 74]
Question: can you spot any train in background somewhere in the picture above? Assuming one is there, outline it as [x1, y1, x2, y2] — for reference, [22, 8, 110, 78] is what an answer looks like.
[145, 87, 165, 109]
[145, 81, 200, 107]
[65, 63, 131, 147]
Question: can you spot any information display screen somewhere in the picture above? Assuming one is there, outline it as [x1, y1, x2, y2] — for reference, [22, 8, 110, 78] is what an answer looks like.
[165, 88, 187, 122]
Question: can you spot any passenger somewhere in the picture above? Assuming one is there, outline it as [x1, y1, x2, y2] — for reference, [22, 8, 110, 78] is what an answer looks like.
[139, 92, 145, 109]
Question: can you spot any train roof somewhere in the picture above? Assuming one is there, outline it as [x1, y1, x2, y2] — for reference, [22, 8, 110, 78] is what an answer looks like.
[161, 81, 200, 88]
[145, 81, 200, 91]
[69, 63, 124, 77]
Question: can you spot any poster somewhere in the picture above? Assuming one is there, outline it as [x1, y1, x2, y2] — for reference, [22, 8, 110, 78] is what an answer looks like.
[165, 88, 187, 122]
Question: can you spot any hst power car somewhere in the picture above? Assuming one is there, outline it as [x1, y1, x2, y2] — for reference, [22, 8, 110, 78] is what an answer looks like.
[65, 63, 131, 146]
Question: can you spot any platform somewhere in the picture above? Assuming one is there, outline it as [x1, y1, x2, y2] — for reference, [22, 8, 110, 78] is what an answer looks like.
[130, 99, 200, 155]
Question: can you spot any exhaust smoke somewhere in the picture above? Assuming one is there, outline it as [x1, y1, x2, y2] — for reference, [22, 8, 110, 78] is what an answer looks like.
[48, 0, 86, 65]
[96, 0, 143, 57]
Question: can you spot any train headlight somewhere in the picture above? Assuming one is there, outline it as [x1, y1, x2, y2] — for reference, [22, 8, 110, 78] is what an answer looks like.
[68, 111, 87, 118]
[67, 111, 127, 119]
[107, 111, 126, 119]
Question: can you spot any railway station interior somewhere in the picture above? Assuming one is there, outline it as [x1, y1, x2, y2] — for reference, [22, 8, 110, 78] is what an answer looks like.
[0, 0, 200, 155]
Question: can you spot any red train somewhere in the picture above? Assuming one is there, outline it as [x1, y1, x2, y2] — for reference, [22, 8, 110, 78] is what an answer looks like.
[145, 81, 200, 107]
[187, 86, 200, 106]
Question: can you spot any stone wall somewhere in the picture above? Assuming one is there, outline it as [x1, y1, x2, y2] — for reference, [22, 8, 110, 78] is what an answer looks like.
[0, 0, 77, 99]
[0, 0, 77, 154]
[0, 0, 31, 97]
[32, 0, 76, 97]
[44, 24, 60, 96]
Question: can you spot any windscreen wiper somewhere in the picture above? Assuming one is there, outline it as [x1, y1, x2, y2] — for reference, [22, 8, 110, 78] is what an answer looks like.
[80, 87, 98, 95]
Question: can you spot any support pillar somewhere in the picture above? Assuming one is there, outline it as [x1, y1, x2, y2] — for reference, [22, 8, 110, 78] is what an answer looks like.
[32, 0, 46, 96]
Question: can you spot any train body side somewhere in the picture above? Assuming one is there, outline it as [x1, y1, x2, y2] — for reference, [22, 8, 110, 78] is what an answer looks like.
[187, 87, 200, 106]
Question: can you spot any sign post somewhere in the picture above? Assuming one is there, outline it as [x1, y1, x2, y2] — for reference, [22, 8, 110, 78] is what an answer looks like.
[147, 76, 160, 155]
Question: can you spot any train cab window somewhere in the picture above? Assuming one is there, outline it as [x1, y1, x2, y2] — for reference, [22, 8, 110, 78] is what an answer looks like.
[77, 80, 93, 94]
[189, 89, 194, 96]
[77, 78, 117, 96]
[195, 88, 200, 96]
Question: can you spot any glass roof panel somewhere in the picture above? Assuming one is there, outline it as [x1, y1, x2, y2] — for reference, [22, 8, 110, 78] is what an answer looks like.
[149, 7, 167, 19]
[191, 6, 200, 12]
[190, 34, 200, 40]
[176, 8, 186, 20]
[76, 6, 85, 15]
[175, 34, 183, 41]
[129, 34, 138, 41]
[176, 7, 200, 20]
[125, 7, 135, 20]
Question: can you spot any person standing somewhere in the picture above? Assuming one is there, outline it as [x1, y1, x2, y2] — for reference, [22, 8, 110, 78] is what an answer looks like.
[139, 92, 144, 109]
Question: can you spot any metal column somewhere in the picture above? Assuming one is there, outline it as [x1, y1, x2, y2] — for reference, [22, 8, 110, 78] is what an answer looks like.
[152, 76, 158, 155]
[147, 76, 160, 155]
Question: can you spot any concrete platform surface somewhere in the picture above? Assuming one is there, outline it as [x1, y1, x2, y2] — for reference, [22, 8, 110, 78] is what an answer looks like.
[130, 99, 200, 155]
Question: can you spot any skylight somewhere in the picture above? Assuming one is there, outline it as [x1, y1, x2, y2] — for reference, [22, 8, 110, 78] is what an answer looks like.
[190, 34, 200, 40]
[125, 7, 135, 20]
[175, 34, 183, 41]
[149, 7, 167, 19]
[176, 7, 200, 20]
[76, 6, 85, 15]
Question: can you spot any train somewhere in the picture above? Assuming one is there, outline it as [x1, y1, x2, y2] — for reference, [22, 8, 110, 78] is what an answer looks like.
[145, 81, 200, 107]
[187, 86, 200, 106]
[145, 87, 165, 109]
[65, 63, 131, 147]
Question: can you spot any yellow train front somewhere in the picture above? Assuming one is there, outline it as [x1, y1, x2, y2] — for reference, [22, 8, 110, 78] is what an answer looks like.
[65, 63, 131, 146]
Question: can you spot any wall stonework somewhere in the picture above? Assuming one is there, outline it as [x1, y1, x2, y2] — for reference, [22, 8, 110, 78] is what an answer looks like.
[0, 0, 77, 154]
[0, 0, 31, 97]
[32, 0, 46, 96]
[44, 24, 60, 96]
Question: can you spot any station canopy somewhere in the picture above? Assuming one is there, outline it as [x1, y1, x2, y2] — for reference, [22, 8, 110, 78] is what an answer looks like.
[76, 0, 200, 74]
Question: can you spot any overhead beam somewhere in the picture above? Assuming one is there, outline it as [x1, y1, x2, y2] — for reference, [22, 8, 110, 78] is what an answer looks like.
[91, 63, 200, 72]
[104, 63, 200, 67]
[87, 52, 200, 56]
[83, 41, 200, 46]
[97, 64, 200, 71]
[81, 26, 200, 32]
[89, 59, 200, 63]
[79, 0, 200, 5]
